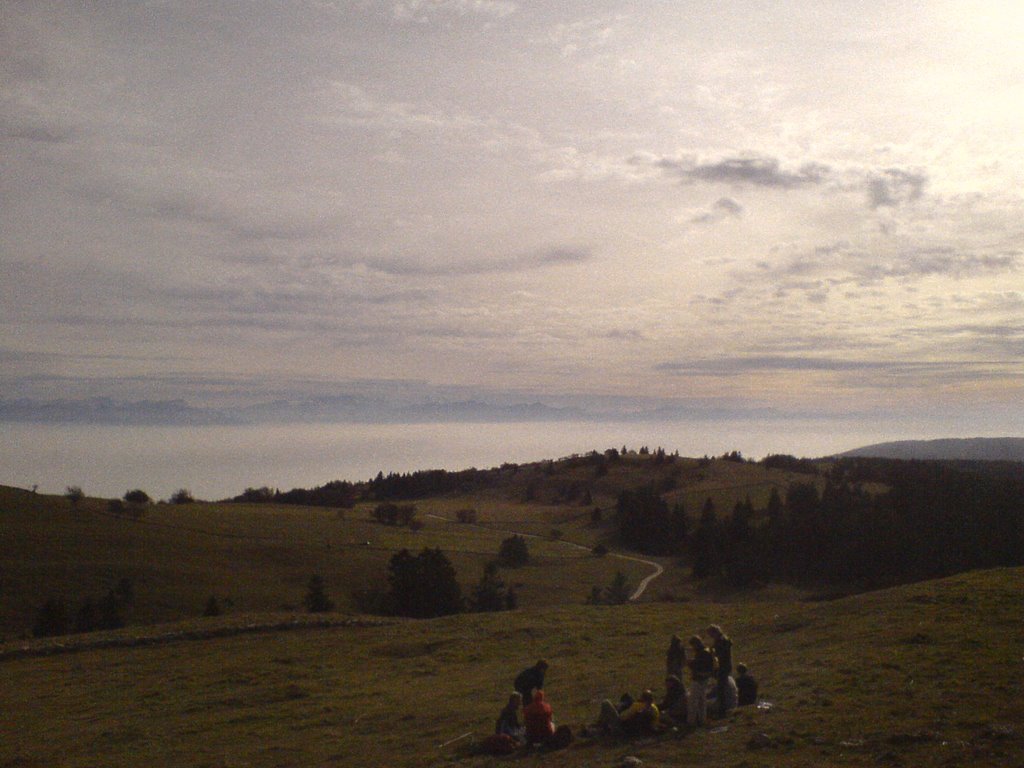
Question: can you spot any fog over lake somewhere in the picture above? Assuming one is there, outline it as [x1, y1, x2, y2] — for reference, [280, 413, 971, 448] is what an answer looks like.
[0, 418, 977, 501]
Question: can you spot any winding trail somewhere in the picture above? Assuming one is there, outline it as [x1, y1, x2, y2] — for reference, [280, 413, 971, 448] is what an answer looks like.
[425, 513, 664, 601]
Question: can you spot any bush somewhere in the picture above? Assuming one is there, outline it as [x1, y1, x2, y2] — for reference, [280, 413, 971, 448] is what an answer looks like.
[592, 543, 608, 556]
[587, 571, 631, 605]
[455, 508, 478, 523]
[170, 488, 195, 504]
[64, 486, 84, 506]
[123, 489, 151, 505]
[498, 535, 530, 567]
[373, 503, 417, 527]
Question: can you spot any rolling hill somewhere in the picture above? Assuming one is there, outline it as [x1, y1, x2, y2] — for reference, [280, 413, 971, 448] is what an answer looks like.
[0, 451, 818, 638]
[839, 437, 1024, 462]
[2, 447, 1023, 766]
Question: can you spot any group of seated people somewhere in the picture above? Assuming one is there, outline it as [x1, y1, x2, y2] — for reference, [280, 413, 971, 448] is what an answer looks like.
[489, 626, 759, 752]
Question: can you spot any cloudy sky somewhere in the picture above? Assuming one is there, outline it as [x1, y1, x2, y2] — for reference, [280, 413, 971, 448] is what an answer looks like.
[3, 0, 1023, 432]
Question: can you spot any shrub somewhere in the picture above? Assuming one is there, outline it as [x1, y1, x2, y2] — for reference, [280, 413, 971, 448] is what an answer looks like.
[170, 488, 195, 504]
[123, 489, 151, 505]
[455, 508, 478, 523]
[498, 535, 530, 567]
[64, 486, 84, 506]
[586, 572, 632, 605]
[373, 503, 417, 527]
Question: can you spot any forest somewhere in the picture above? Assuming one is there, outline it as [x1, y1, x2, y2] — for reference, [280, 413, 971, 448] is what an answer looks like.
[620, 456, 1024, 589]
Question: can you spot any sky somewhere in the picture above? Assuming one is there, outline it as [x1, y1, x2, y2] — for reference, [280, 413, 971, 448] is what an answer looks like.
[2, 0, 1023, 436]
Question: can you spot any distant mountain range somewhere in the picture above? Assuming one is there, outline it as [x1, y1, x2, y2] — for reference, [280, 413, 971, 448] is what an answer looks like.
[839, 437, 1024, 462]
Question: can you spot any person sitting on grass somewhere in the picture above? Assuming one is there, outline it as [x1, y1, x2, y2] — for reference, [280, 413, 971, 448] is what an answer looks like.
[658, 674, 688, 725]
[596, 689, 660, 737]
[736, 663, 758, 706]
[495, 691, 525, 742]
[719, 673, 738, 714]
[523, 689, 555, 745]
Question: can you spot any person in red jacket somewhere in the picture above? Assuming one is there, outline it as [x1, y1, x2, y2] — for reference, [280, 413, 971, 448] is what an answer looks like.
[523, 689, 555, 744]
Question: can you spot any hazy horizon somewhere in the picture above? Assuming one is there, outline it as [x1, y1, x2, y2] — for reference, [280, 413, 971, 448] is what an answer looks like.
[3, 2, 1022, 477]
[3, 418, 989, 502]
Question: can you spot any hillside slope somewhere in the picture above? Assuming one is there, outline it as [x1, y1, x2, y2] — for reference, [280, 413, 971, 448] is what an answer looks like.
[0, 454, 815, 636]
[2, 567, 1021, 767]
[840, 437, 1024, 462]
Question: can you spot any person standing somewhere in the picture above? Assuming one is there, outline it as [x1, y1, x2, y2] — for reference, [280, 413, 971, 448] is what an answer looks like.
[665, 634, 685, 680]
[659, 675, 687, 725]
[687, 635, 714, 725]
[707, 624, 733, 716]
[514, 659, 549, 701]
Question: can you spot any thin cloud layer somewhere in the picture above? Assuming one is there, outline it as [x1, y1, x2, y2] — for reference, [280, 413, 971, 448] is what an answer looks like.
[1, 1, 1022, 432]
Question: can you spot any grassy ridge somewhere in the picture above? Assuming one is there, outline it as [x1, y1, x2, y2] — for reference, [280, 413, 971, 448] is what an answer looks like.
[2, 567, 1021, 767]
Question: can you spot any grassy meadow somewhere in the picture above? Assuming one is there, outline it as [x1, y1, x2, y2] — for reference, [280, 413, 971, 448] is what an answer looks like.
[1, 568, 1022, 767]
[0, 454, 814, 637]
[2, 452, 1021, 767]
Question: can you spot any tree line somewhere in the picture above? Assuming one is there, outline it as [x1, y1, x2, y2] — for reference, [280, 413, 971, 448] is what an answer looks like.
[616, 457, 1024, 589]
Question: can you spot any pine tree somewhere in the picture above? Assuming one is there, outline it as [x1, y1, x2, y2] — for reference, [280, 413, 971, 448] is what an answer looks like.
[470, 562, 506, 612]
[303, 574, 334, 613]
[203, 596, 222, 617]
[33, 597, 69, 638]
[603, 571, 632, 604]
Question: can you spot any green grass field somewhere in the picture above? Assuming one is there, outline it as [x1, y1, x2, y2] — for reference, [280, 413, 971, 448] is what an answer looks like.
[2, 567, 1021, 767]
[2, 455, 1020, 767]
[0, 485, 654, 636]
[0, 455, 816, 637]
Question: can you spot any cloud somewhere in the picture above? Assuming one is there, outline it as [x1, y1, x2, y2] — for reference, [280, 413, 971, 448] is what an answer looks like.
[689, 196, 744, 224]
[656, 356, 890, 375]
[356, 246, 592, 276]
[635, 151, 934, 212]
[736, 243, 1023, 303]
[867, 168, 927, 208]
[645, 153, 831, 189]
[655, 356, 1022, 386]
[391, 0, 517, 23]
